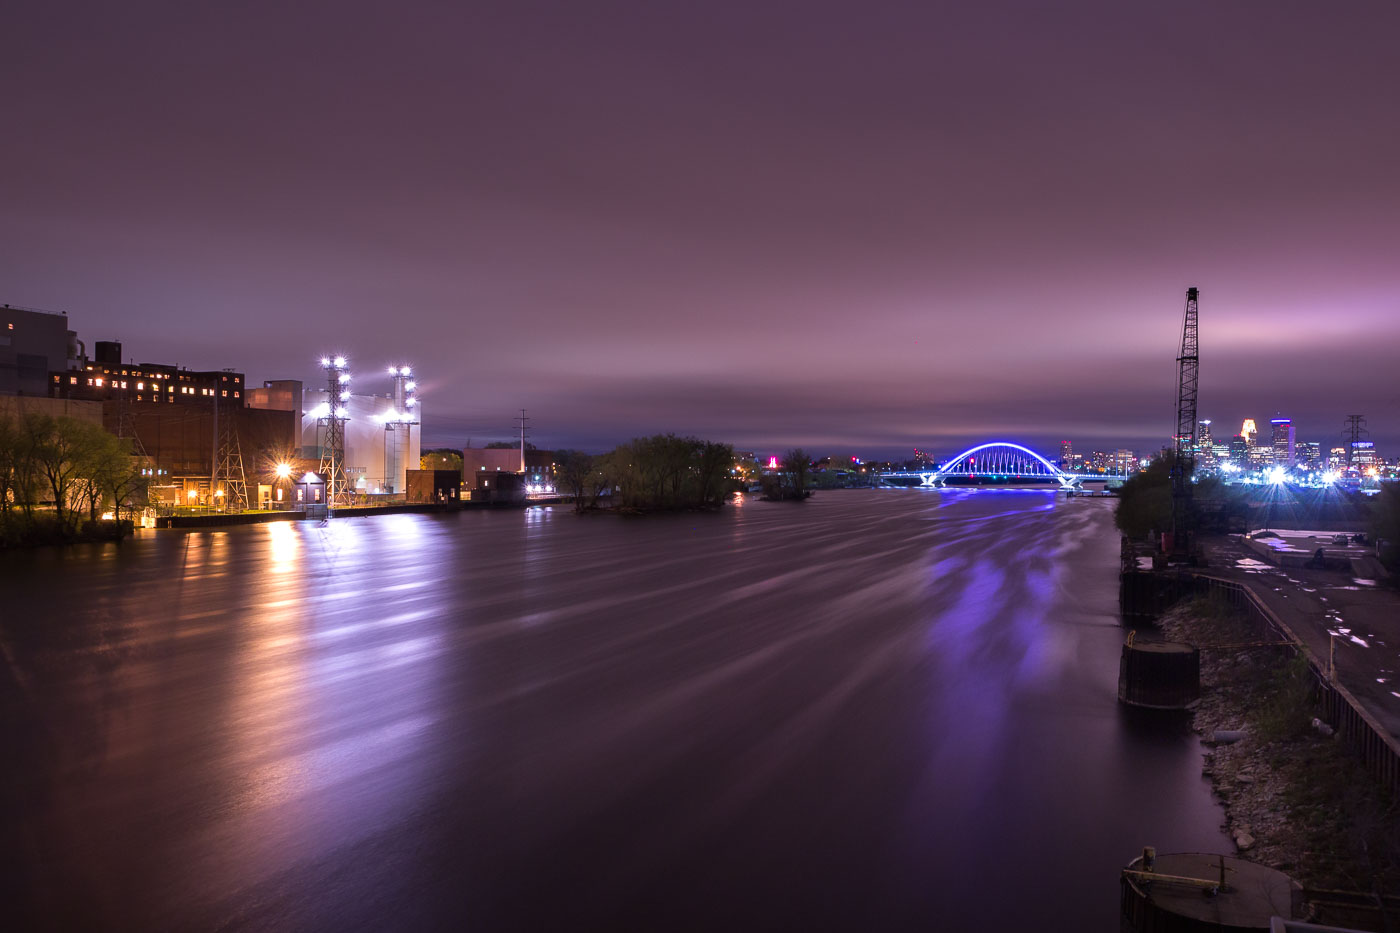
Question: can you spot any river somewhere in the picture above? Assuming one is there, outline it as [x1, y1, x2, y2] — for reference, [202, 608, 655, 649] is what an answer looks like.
[0, 489, 1228, 930]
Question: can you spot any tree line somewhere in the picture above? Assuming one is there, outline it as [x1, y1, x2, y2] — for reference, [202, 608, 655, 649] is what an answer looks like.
[0, 413, 145, 545]
[553, 434, 737, 512]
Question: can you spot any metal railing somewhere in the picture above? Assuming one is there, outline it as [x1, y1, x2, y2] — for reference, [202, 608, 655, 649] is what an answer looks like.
[1186, 572, 1400, 797]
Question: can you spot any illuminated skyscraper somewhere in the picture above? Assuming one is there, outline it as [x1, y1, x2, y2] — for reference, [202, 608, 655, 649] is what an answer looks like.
[1196, 420, 1215, 467]
[1241, 419, 1258, 447]
[1270, 417, 1295, 466]
[1229, 434, 1249, 468]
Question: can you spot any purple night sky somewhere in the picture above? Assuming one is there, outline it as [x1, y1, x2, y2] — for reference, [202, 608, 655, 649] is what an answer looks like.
[4, 1, 1398, 459]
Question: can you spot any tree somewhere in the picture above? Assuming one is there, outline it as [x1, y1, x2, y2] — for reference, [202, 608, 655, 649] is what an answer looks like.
[597, 434, 735, 511]
[782, 448, 812, 499]
[695, 441, 735, 507]
[0, 415, 28, 519]
[553, 448, 595, 511]
[1370, 483, 1400, 574]
[26, 415, 94, 529]
[89, 433, 146, 522]
[421, 448, 463, 473]
[1114, 454, 1173, 541]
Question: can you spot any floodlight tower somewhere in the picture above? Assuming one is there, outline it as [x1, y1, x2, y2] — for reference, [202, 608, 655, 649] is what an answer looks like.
[384, 364, 420, 493]
[318, 355, 351, 508]
[1170, 287, 1200, 558]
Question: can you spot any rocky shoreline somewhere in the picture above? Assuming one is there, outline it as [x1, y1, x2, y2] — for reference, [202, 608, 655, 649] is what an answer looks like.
[1156, 596, 1400, 924]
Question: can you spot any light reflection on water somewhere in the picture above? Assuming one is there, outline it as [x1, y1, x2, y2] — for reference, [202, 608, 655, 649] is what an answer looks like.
[1, 492, 1228, 930]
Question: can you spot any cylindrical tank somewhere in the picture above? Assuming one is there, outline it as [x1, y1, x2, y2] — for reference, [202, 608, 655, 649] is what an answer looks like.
[1118, 638, 1200, 709]
[1121, 851, 1300, 932]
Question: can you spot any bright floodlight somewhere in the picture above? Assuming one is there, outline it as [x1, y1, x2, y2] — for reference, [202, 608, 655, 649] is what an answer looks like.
[400, 366, 412, 376]
[338, 373, 350, 384]
[405, 397, 416, 407]
[405, 381, 416, 391]
[275, 462, 292, 478]
[1267, 466, 1286, 484]
[336, 406, 350, 418]
[320, 357, 331, 367]
[333, 356, 346, 368]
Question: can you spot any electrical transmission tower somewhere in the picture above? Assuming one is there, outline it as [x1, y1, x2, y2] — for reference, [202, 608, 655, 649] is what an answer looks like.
[1342, 415, 1368, 469]
[318, 356, 352, 508]
[1170, 287, 1200, 558]
[213, 410, 249, 511]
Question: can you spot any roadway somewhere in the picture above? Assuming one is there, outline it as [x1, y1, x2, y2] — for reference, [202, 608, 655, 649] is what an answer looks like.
[1200, 536, 1400, 740]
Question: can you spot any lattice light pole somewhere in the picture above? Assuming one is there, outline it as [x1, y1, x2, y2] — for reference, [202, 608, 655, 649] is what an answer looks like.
[318, 355, 351, 508]
[384, 364, 419, 494]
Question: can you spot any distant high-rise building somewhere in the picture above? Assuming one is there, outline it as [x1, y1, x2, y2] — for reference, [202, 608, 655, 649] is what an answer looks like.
[1352, 441, 1378, 469]
[1241, 419, 1258, 447]
[1270, 418, 1295, 466]
[1229, 434, 1249, 468]
[1060, 440, 1073, 467]
[1196, 420, 1215, 467]
[1295, 441, 1320, 470]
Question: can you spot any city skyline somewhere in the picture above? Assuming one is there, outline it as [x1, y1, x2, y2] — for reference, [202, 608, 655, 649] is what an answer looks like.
[4, 1, 1398, 457]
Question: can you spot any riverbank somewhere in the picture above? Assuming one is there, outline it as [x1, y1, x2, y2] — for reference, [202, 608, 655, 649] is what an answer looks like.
[0, 515, 133, 549]
[1158, 596, 1400, 927]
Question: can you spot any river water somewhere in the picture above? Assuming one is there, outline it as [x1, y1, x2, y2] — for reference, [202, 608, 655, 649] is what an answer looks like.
[1, 489, 1227, 930]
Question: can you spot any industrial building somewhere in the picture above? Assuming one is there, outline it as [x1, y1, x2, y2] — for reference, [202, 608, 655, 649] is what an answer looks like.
[2, 304, 75, 396]
[247, 361, 422, 497]
[49, 340, 245, 406]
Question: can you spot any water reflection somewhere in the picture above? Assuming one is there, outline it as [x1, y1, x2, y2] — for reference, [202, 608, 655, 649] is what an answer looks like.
[1, 493, 1229, 930]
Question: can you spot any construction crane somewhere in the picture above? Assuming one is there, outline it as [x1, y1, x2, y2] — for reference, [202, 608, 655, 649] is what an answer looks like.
[1170, 287, 1199, 559]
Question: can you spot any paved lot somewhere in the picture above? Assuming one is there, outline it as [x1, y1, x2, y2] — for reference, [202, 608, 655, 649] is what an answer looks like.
[1202, 535, 1400, 740]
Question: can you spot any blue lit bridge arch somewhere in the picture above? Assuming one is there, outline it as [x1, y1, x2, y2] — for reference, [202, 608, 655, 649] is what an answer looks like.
[882, 442, 1128, 489]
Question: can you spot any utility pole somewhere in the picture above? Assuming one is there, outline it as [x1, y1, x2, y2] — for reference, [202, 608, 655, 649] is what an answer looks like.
[1342, 415, 1368, 469]
[516, 408, 531, 473]
[1170, 287, 1200, 559]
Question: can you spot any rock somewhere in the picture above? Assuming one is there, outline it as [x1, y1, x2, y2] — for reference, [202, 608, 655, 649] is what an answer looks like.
[1236, 774, 1255, 785]
[1234, 833, 1255, 851]
[1213, 729, 1247, 744]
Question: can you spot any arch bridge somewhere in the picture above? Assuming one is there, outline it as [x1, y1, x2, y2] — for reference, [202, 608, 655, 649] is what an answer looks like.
[882, 442, 1128, 489]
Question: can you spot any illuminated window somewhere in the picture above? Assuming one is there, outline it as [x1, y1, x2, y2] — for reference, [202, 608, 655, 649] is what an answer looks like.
[221, 390, 227, 397]
[234, 391, 240, 398]
[136, 382, 144, 390]
[70, 376, 77, 384]
[95, 378, 103, 387]
[120, 381, 127, 389]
